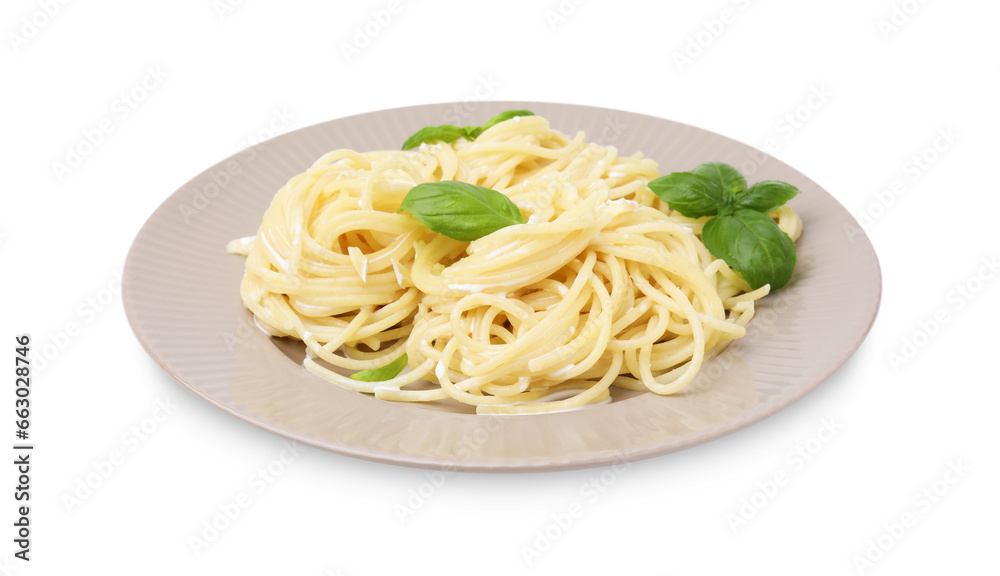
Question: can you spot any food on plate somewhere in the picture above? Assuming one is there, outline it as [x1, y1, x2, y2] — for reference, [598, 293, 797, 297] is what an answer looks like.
[227, 110, 802, 414]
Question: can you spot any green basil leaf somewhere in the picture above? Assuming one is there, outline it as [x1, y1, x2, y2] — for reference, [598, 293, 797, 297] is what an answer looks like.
[401, 110, 534, 150]
[463, 125, 484, 140]
[647, 171, 722, 218]
[734, 180, 800, 214]
[401, 125, 470, 150]
[482, 109, 535, 131]
[398, 181, 527, 242]
[350, 353, 408, 382]
[702, 209, 797, 290]
[691, 162, 746, 206]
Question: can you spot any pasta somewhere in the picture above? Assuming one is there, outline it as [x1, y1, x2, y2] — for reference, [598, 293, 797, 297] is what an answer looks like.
[227, 114, 802, 414]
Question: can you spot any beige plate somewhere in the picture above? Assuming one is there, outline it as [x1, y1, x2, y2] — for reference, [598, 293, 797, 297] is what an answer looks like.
[123, 102, 881, 472]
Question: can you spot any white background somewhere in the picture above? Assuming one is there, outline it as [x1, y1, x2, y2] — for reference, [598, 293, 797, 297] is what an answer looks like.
[3, 0, 998, 574]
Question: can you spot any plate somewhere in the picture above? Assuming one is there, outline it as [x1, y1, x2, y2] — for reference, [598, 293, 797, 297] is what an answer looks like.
[122, 101, 881, 472]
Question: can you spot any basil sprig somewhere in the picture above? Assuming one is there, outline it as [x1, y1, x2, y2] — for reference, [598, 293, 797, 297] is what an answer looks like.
[648, 162, 800, 290]
[401, 110, 534, 150]
[351, 353, 409, 382]
[480, 109, 534, 131]
[398, 181, 526, 242]
[401, 125, 475, 151]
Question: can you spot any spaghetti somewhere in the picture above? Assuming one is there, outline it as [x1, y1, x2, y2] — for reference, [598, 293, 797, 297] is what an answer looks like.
[227, 114, 802, 414]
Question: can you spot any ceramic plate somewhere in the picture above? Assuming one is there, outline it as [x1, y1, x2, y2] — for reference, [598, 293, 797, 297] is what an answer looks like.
[123, 101, 881, 472]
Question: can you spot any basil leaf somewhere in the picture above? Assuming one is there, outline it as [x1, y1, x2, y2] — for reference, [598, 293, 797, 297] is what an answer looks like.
[735, 180, 800, 214]
[401, 110, 535, 150]
[401, 125, 470, 150]
[702, 209, 797, 290]
[463, 125, 484, 140]
[351, 353, 408, 382]
[398, 181, 527, 242]
[692, 162, 746, 206]
[647, 171, 722, 218]
[482, 109, 535, 131]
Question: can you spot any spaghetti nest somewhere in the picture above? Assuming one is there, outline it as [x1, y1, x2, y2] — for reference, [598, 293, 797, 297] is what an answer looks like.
[228, 115, 802, 414]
